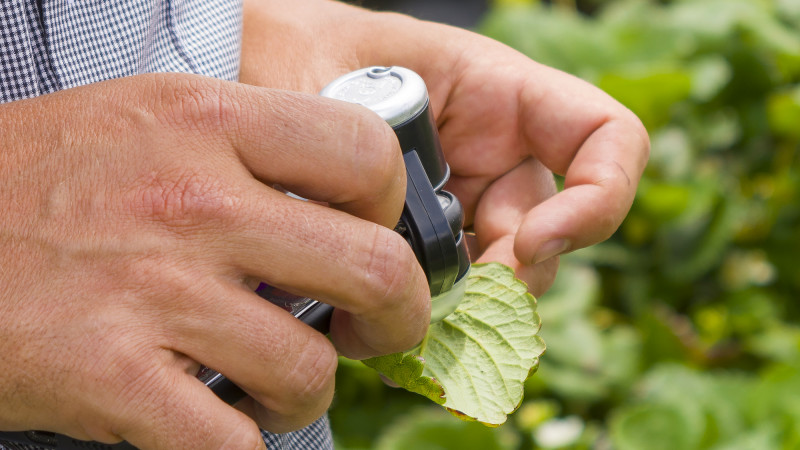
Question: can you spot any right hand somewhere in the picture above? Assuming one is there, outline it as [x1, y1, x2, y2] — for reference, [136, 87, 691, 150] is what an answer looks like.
[0, 74, 430, 449]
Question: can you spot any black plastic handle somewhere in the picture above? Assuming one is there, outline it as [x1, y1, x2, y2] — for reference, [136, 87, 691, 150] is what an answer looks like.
[400, 150, 460, 296]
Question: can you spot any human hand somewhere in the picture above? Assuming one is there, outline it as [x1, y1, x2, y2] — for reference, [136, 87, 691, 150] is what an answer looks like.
[239, 0, 649, 296]
[0, 74, 429, 448]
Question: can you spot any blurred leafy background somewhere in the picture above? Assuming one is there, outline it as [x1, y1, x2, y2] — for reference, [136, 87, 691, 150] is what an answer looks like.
[330, 0, 800, 448]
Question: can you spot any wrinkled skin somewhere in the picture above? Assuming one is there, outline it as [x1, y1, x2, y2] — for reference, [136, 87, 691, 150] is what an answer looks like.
[0, 76, 429, 449]
[0, 1, 648, 448]
[240, 0, 649, 296]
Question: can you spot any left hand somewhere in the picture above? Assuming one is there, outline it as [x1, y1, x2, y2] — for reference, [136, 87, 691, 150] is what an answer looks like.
[239, 0, 649, 297]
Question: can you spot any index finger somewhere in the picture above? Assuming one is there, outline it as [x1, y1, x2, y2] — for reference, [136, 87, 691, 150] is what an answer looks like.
[513, 64, 650, 264]
[151, 77, 406, 230]
[234, 87, 407, 229]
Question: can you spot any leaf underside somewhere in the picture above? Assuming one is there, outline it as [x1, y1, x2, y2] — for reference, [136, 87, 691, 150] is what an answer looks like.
[363, 263, 546, 426]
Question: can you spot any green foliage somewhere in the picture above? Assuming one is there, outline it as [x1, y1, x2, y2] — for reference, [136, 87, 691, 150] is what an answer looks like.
[373, 408, 520, 450]
[331, 0, 800, 448]
[362, 353, 446, 406]
[364, 263, 545, 425]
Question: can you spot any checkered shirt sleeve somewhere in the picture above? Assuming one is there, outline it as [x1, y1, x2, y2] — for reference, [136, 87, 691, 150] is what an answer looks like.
[1, 0, 242, 103]
[0, 1, 334, 449]
[0, 416, 333, 450]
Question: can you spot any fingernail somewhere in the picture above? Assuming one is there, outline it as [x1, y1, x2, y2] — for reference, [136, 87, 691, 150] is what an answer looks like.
[533, 239, 570, 264]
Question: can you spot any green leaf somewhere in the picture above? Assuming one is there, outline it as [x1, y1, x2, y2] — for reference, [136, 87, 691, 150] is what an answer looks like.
[611, 403, 700, 450]
[478, 3, 614, 79]
[535, 260, 600, 322]
[374, 407, 519, 450]
[767, 86, 800, 141]
[535, 259, 642, 401]
[636, 181, 693, 222]
[361, 353, 446, 406]
[597, 69, 693, 129]
[363, 263, 545, 426]
[688, 56, 732, 101]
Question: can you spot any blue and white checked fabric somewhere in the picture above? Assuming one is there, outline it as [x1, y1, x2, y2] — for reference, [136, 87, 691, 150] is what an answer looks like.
[1, 0, 242, 103]
[0, 1, 334, 449]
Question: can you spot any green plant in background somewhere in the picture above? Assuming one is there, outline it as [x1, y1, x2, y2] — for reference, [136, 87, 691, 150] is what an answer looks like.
[330, 0, 800, 448]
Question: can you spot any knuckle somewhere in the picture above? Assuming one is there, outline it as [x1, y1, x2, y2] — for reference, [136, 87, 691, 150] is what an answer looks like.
[626, 108, 651, 153]
[124, 258, 210, 315]
[617, 109, 651, 172]
[127, 169, 243, 228]
[74, 411, 125, 444]
[349, 111, 403, 199]
[151, 74, 239, 131]
[82, 348, 169, 431]
[276, 337, 337, 412]
[103, 348, 166, 409]
[219, 420, 264, 450]
[530, 256, 559, 298]
[355, 226, 419, 315]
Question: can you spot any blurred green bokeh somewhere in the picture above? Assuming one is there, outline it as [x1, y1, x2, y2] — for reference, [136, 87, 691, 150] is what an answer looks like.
[330, 0, 800, 448]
